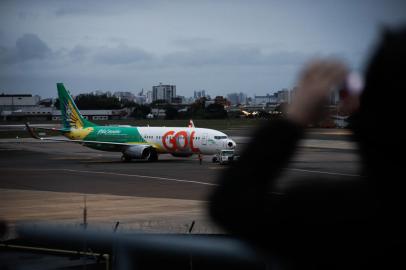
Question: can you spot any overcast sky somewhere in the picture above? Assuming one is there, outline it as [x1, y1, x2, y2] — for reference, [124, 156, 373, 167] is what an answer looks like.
[1, 0, 405, 98]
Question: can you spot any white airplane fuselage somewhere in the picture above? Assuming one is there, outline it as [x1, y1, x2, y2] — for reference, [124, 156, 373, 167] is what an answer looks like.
[136, 126, 236, 155]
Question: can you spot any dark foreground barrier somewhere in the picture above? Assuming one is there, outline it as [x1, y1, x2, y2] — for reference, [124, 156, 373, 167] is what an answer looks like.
[4, 223, 267, 270]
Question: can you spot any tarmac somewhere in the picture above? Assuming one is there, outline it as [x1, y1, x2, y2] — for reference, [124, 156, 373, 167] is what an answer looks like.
[0, 128, 360, 234]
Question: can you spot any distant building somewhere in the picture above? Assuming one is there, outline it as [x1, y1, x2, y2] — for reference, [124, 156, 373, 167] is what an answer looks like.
[146, 91, 153, 104]
[253, 89, 293, 105]
[52, 109, 124, 121]
[171, 96, 183, 104]
[2, 107, 53, 121]
[150, 108, 166, 118]
[1, 105, 127, 121]
[132, 89, 147, 104]
[37, 98, 53, 107]
[0, 94, 41, 111]
[227, 92, 247, 105]
[171, 95, 186, 104]
[254, 94, 277, 105]
[204, 100, 215, 107]
[113, 91, 135, 102]
[134, 95, 146, 104]
[152, 83, 176, 103]
[94, 90, 112, 97]
[185, 97, 195, 104]
[214, 96, 230, 107]
[275, 89, 290, 104]
[194, 90, 207, 99]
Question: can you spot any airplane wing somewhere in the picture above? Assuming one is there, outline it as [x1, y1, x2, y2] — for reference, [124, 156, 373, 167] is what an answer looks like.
[24, 123, 65, 134]
[25, 123, 151, 150]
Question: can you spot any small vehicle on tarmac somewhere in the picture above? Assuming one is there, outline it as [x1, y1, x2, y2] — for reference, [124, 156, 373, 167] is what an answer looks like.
[212, 150, 239, 165]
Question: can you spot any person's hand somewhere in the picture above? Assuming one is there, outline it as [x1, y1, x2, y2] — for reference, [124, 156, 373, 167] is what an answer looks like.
[288, 59, 348, 126]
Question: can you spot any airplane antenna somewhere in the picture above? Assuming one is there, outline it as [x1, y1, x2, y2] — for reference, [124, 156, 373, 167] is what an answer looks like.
[188, 220, 196, 270]
[188, 220, 195, 233]
[83, 195, 87, 229]
[113, 221, 120, 232]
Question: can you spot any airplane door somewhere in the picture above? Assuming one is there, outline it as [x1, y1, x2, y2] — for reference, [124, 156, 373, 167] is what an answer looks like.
[202, 133, 208, 145]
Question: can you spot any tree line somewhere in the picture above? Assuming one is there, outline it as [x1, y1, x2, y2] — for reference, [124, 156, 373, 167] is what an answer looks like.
[53, 94, 229, 120]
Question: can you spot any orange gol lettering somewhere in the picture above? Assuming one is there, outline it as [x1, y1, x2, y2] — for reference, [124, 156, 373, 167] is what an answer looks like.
[162, 130, 200, 153]
[162, 130, 176, 151]
[190, 131, 200, 153]
[174, 131, 189, 150]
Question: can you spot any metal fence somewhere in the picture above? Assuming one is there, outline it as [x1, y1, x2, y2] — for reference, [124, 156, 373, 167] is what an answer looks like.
[2, 223, 267, 270]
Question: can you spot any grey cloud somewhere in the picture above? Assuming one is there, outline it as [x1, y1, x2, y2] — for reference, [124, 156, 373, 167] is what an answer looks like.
[164, 47, 260, 66]
[265, 51, 310, 66]
[18, 11, 40, 21]
[76, 43, 310, 69]
[69, 45, 90, 61]
[52, 0, 154, 16]
[171, 38, 214, 49]
[0, 33, 52, 64]
[16, 34, 51, 60]
[1, 33, 312, 77]
[0, 46, 9, 63]
[94, 46, 154, 65]
[164, 46, 309, 67]
[55, 7, 88, 16]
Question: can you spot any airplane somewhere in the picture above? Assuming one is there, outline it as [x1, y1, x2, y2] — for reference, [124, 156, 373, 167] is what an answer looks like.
[26, 83, 236, 162]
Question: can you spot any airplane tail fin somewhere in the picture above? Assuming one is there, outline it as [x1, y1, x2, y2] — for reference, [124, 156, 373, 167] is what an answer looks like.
[57, 83, 96, 129]
[188, 119, 195, 128]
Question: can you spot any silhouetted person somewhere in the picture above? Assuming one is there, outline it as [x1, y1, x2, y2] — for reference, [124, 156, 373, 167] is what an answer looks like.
[210, 27, 406, 269]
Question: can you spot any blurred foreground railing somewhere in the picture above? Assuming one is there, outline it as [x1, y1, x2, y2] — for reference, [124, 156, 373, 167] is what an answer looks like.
[8, 223, 266, 270]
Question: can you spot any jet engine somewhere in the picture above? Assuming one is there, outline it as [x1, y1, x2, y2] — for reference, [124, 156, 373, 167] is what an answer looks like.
[225, 139, 236, 149]
[123, 145, 156, 160]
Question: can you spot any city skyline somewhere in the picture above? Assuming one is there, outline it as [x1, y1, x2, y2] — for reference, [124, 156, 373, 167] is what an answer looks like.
[1, 0, 405, 98]
[0, 86, 293, 104]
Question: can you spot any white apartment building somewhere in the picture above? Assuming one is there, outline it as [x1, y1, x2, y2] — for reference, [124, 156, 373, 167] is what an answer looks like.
[152, 83, 176, 103]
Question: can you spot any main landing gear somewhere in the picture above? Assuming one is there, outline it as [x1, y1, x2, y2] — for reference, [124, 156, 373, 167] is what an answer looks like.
[146, 149, 158, 162]
[121, 155, 132, 162]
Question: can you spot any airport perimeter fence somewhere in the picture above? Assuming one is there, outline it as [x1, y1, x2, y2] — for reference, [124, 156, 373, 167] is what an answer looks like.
[1, 223, 268, 270]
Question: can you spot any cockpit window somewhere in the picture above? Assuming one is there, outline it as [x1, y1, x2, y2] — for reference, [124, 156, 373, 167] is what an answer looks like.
[214, 136, 227, 139]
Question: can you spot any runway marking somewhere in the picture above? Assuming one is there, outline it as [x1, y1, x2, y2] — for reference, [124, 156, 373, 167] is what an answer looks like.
[288, 168, 360, 177]
[50, 156, 96, 160]
[0, 148, 21, 151]
[11, 168, 218, 187]
[208, 166, 227, 170]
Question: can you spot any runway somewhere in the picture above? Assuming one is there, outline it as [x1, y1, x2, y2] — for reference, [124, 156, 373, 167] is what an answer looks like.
[0, 128, 361, 233]
[0, 134, 360, 198]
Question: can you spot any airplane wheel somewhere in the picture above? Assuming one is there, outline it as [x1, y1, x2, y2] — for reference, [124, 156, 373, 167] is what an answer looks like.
[212, 157, 217, 163]
[121, 155, 131, 162]
[147, 149, 158, 162]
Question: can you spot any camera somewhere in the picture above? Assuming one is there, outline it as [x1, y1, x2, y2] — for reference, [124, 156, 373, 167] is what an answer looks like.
[339, 72, 364, 100]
